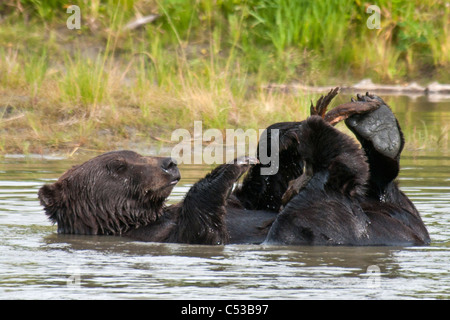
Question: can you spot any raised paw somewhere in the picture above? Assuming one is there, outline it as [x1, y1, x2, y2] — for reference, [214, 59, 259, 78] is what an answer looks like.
[356, 92, 387, 105]
[185, 157, 257, 206]
[310, 87, 339, 118]
[228, 156, 259, 180]
[345, 94, 403, 160]
[308, 87, 382, 127]
[323, 97, 381, 126]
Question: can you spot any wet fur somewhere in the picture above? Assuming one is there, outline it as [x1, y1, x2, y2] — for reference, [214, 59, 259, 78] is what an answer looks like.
[39, 151, 253, 245]
[238, 106, 430, 245]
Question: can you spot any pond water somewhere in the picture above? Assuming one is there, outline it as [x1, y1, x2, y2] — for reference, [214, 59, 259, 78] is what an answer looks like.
[0, 95, 449, 300]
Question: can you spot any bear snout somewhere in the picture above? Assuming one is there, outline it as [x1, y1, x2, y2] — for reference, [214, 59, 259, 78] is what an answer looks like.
[160, 157, 180, 184]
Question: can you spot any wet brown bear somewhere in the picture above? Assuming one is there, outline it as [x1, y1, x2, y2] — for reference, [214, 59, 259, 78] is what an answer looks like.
[39, 89, 430, 246]
[38, 150, 255, 244]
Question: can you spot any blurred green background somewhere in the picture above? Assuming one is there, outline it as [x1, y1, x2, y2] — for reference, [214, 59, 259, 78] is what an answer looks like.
[0, 0, 448, 154]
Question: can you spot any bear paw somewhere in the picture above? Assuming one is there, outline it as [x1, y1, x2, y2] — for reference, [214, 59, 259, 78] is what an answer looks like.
[345, 92, 403, 160]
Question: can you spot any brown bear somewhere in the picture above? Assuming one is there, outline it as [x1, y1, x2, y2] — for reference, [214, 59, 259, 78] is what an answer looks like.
[38, 150, 258, 245]
[39, 89, 430, 246]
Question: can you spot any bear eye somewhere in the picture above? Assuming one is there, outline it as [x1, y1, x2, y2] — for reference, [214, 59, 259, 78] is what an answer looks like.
[107, 158, 127, 174]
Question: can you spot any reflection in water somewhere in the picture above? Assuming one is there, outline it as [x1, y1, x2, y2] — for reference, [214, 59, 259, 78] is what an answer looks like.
[0, 95, 449, 299]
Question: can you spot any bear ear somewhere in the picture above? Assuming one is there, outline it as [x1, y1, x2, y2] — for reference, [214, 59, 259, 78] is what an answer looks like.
[38, 184, 60, 207]
[106, 157, 127, 174]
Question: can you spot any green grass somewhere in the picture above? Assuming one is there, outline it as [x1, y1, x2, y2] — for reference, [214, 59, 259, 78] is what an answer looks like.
[0, 0, 449, 154]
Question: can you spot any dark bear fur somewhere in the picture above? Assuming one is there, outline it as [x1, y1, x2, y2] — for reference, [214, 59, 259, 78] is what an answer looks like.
[233, 121, 304, 212]
[38, 151, 180, 235]
[263, 116, 429, 245]
[234, 92, 430, 246]
[39, 150, 254, 245]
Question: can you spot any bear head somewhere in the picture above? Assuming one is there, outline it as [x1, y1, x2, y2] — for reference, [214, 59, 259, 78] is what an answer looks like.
[38, 150, 180, 235]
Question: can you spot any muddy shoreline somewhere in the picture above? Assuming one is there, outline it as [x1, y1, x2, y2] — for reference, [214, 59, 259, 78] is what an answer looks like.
[265, 79, 450, 100]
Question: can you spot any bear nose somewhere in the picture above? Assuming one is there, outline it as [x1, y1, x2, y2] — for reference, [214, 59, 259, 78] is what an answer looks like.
[161, 158, 180, 182]
[161, 157, 177, 171]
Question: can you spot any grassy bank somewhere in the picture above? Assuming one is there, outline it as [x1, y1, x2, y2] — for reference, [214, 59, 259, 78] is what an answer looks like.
[0, 0, 449, 155]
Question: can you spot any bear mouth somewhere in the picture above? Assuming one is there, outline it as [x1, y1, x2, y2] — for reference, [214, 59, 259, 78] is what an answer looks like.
[148, 177, 180, 194]
[169, 177, 180, 185]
